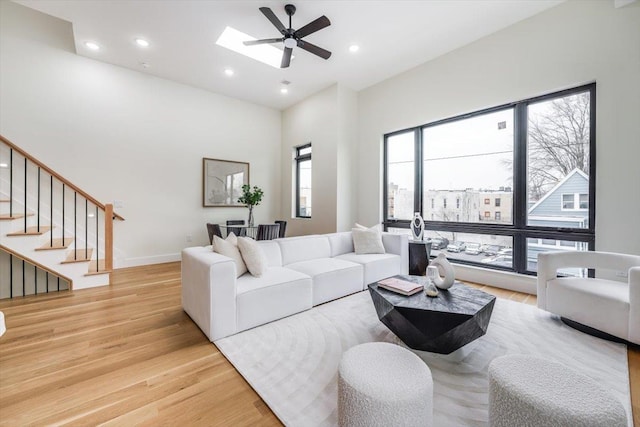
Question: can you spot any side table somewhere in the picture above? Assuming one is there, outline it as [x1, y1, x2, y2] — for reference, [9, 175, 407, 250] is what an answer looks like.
[408, 239, 432, 276]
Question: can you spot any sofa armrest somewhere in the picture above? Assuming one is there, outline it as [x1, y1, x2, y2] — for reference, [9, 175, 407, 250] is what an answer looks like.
[382, 233, 409, 275]
[629, 266, 640, 345]
[181, 247, 237, 342]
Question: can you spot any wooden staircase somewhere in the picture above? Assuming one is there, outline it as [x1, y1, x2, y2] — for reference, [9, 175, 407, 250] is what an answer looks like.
[0, 135, 123, 297]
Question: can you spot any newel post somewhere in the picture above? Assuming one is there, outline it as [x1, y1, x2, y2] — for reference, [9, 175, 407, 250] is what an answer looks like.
[105, 204, 113, 272]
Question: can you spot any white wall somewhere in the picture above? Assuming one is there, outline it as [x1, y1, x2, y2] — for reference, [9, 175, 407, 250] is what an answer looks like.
[357, 0, 640, 263]
[281, 83, 358, 236]
[0, 1, 282, 267]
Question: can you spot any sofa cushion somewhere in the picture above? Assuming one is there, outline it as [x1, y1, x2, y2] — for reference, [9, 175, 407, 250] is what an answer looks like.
[547, 277, 629, 340]
[237, 237, 268, 277]
[213, 233, 247, 278]
[352, 227, 386, 255]
[335, 252, 402, 287]
[278, 235, 331, 265]
[327, 232, 354, 257]
[236, 267, 312, 332]
[287, 258, 363, 305]
[257, 240, 282, 267]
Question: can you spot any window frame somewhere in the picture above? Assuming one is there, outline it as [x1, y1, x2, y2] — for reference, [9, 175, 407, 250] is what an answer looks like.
[382, 83, 596, 275]
[295, 143, 312, 218]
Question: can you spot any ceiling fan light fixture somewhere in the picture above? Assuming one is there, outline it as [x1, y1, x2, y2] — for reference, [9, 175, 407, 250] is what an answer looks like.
[283, 38, 297, 49]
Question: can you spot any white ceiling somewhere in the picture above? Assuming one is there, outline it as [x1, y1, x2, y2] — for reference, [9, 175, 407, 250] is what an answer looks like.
[15, 0, 563, 110]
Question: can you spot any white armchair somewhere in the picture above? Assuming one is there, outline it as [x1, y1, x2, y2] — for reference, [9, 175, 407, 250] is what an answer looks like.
[537, 251, 640, 345]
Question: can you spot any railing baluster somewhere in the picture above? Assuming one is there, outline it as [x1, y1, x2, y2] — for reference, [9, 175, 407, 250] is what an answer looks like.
[22, 259, 25, 297]
[74, 192, 77, 260]
[9, 149, 12, 218]
[62, 183, 65, 245]
[85, 199, 88, 260]
[50, 175, 53, 248]
[57, 276, 60, 291]
[46, 271, 49, 293]
[24, 157, 27, 232]
[37, 167, 41, 232]
[96, 205, 99, 272]
[10, 254, 13, 299]
[34, 264, 38, 295]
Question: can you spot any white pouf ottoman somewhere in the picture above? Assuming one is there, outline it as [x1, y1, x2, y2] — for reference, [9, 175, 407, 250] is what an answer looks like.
[489, 354, 627, 427]
[338, 342, 433, 427]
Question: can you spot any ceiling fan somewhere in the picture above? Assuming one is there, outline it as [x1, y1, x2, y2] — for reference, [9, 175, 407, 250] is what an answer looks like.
[243, 4, 331, 68]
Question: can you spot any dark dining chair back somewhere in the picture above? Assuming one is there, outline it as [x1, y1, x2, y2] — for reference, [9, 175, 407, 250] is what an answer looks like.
[275, 220, 287, 238]
[256, 224, 280, 241]
[206, 223, 223, 244]
[226, 220, 246, 237]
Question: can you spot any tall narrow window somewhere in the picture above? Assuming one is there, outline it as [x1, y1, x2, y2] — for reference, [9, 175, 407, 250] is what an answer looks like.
[295, 144, 312, 218]
[384, 131, 415, 220]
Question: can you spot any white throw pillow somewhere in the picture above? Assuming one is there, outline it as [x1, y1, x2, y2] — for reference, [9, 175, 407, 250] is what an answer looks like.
[355, 222, 383, 232]
[213, 233, 248, 278]
[352, 227, 386, 255]
[237, 237, 268, 277]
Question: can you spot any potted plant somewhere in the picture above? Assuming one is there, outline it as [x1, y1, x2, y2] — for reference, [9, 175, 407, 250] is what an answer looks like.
[238, 184, 264, 228]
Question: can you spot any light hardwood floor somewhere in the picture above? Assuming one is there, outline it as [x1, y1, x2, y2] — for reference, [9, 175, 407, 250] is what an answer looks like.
[0, 262, 637, 426]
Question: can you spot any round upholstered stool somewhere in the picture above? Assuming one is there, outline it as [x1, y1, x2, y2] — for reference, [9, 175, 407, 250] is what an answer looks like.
[488, 355, 627, 427]
[338, 342, 433, 427]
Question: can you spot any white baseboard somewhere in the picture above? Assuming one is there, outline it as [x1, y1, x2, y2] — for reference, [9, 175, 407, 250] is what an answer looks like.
[455, 264, 537, 295]
[116, 253, 180, 269]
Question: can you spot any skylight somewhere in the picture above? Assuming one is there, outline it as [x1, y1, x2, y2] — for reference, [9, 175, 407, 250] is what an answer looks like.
[216, 26, 289, 69]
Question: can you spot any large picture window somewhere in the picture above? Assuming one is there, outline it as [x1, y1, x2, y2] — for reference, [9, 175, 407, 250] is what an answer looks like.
[383, 84, 595, 275]
[295, 143, 312, 218]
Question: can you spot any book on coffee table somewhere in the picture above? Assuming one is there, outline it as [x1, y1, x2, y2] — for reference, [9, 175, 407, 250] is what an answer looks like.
[377, 277, 423, 296]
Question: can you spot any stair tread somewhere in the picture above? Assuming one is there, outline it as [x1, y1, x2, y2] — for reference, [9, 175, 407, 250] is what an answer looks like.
[0, 213, 34, 220]
[61, 248, 94, 263]
[36, 237, 74, 251]
[86, 259, 110, 276]
[6, 226, 52, 236]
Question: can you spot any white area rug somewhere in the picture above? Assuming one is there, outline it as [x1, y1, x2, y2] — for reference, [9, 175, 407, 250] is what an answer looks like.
[215, 291, 632, 426]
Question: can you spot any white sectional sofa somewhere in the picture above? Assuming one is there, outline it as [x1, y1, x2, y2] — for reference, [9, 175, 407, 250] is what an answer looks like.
[182, 231, 408, 341]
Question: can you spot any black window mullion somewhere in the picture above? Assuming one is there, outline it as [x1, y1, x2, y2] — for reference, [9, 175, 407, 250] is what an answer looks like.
[414, 128, 423, 216]
[513, 103, 528, 273]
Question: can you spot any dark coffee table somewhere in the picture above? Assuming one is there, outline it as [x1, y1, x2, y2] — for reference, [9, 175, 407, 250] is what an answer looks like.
[368, 275, 496, 354]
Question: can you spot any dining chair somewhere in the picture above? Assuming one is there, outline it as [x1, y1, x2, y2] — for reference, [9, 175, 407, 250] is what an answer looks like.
[256, 224, 281, 241]
[206, 223, 223, 245]
[275, 220, 287, 238]
[226, 220, 246, 237]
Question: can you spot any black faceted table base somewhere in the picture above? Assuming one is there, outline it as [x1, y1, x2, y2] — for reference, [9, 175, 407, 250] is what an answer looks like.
[369, 276, 496, 354]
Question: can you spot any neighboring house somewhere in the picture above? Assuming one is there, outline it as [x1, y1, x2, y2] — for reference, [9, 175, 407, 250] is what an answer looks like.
[528, 169, 590, 273]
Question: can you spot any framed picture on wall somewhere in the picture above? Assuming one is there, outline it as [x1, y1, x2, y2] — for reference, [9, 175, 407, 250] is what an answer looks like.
[202, 158, 250, 207]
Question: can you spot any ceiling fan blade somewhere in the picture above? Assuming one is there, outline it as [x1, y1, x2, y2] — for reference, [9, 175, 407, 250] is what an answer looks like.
[294, 15, 330, 39]
[259, 7, 287, 35]
[243, 38, 283, 46]
[281, 47, 293, 68]
[296, 40, 331, 60]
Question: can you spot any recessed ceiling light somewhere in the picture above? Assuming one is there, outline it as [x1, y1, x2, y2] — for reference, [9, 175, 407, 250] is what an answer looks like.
[84, 41, 100, 51]
[216, 26, 291, 69]
[280, 87, 288, 94]
[349, 44, 360, 53]
[0, 163, 8, 168]
[224, 68, 235, 77]
[135, 38, 150, 48]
